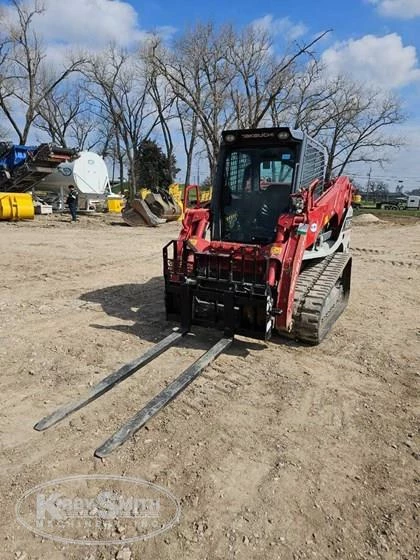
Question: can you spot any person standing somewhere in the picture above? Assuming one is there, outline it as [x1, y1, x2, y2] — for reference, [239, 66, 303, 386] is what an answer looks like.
[66, 185, 78, 222]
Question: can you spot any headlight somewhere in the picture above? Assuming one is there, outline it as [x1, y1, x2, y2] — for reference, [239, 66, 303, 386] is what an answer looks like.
[293, 196, 304, 213]
[277, 131, 290, 140]
[225, 134, 236, 143]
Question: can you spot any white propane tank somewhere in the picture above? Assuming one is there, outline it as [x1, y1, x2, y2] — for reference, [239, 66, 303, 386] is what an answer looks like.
[39, 151, 111, 211]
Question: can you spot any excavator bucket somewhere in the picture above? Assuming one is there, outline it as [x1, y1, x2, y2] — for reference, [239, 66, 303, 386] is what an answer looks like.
[145, 190, 182, 221]
[122, 198, 166, 227]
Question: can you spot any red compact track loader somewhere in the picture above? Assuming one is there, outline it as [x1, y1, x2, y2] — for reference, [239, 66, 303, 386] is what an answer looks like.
[164, 127, 353, 343]
[35, 127, 354, 457]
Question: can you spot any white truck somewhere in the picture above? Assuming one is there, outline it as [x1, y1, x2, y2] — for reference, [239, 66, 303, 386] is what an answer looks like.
[406, 195, 420, 209]
[377, 195, 420, 210]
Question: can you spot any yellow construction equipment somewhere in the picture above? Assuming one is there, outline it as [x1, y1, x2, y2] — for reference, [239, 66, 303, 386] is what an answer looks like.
[0, 192, 34, 220]
[352, 193, 362, 209]
[200, 188, 212, 203]
[107, 195, 124, 213]
[169, 184, 184, 220]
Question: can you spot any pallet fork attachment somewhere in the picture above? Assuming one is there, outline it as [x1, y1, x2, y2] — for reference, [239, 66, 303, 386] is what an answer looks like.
[34, 330, 186, 432]
[95, 337, 232, 458]
[34, 331, 232, 456]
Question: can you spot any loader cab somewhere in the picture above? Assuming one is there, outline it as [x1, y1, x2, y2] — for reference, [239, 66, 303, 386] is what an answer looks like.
[211, 127, 326, 245]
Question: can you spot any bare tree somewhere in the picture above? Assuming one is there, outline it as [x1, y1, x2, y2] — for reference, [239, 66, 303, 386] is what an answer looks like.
[150, 24, 330, 179]
[83, 44, 159, 198]
[0, 0, 83, 144]
[226, 25, 321, 128]
[281, 60, 338, 130]
[175, 99, 198, 185]
[34, 84, 84, 146]
[144, 53, 178, 183]
[225, 25, 275, 127]
[248, 30, 331, 127]
[69, 107, 115, 155]
[143, 38, 198, 185]
[328, 90, 405, 177]
[149, 23, 237, 178]
[294, 75, 405, 177]
[35, 81, 115, 155]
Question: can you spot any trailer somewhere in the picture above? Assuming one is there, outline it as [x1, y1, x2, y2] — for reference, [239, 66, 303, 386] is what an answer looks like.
[406, 195, 420, 209]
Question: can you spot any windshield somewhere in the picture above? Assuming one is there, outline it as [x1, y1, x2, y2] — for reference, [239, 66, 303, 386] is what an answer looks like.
[221, 147, 296, 244]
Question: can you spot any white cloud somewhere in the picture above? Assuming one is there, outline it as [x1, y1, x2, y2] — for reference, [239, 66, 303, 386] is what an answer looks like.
[368, 0, 420, 19]
[34, 0, 145, 49]
[2, 0, 171, 52]
[251, 15, 308, 41]
[321, 33, 420, 88]
[1, 0, 177, 69]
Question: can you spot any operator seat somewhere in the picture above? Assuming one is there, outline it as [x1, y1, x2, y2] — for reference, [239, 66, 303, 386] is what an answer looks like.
[255, 183, 292, 239]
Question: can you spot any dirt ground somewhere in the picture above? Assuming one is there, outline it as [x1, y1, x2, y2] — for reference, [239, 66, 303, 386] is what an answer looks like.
[0, 212, 419, 560]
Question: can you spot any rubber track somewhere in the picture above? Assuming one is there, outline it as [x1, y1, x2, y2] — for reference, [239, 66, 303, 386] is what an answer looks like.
[292, 253, 351, 344]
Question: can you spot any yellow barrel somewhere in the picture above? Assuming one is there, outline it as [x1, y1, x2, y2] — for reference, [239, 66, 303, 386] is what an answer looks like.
[352, 194, 362, 205]
[107, 196, 124, 213]
[0, 192, 34, 220]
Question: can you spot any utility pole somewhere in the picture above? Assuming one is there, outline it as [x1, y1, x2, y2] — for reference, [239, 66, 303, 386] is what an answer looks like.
[366, 168, 372, 201]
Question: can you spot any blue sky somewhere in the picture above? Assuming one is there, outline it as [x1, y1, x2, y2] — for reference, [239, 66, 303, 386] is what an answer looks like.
[136, 0, 417, 42]
[3, 0, 420, 189]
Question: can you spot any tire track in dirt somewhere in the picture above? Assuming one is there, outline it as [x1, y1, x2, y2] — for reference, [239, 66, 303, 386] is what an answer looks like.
[352, 247, 420, 269]
[0, 253, 160, 287]
[1, 217, 419, 560]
